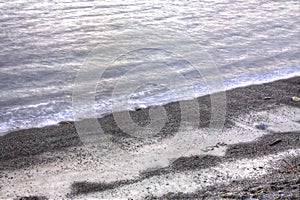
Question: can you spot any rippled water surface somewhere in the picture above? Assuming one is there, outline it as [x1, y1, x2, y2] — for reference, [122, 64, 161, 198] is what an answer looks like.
[0, 0, 299, 134]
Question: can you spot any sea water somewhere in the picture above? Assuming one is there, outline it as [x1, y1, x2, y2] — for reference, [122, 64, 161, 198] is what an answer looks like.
[0, 0, 299, 134]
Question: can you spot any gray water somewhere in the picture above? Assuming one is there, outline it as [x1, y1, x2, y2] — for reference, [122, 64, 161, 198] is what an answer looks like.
[0, 0, 299, 134]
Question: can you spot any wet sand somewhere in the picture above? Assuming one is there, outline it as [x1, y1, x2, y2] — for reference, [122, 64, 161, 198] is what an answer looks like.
[0, 77, 299, 199]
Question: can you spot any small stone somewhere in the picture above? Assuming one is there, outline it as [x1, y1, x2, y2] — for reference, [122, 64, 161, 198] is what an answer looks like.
[263, 97, 272, 100]
[291, 96, 300, 102]
[59, 121, 72, 125]
[255, 123, 268, 130]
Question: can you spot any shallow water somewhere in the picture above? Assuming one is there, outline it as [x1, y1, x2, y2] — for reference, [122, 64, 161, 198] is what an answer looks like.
[0, 0, 299, 134]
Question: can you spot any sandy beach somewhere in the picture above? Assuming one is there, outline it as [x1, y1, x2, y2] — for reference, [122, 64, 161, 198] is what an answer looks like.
[0, 77, 299, 199]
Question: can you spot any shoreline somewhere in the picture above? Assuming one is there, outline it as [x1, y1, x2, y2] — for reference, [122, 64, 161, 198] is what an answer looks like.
[0, 76, 299, 199]
[1, 76, 299, 161]
[1, 72, 299, 137]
